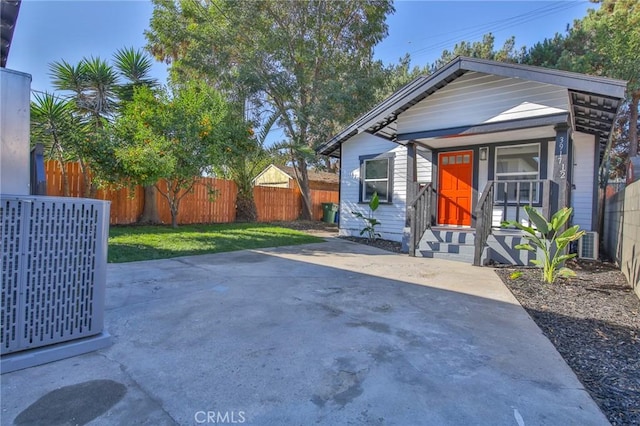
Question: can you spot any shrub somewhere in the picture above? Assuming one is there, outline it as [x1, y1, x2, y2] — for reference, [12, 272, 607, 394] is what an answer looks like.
[352, 192, 381, 241]
[502, 206, 585, 283]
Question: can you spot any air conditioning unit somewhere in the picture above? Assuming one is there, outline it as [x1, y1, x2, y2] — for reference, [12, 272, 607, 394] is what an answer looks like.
[578, 231, 598, 260]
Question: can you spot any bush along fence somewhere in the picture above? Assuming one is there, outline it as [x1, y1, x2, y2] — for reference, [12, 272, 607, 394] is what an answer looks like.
[45, 160, 338, 225]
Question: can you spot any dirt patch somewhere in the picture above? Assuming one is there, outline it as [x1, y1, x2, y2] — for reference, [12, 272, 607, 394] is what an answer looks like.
[495, 260, 640, 425]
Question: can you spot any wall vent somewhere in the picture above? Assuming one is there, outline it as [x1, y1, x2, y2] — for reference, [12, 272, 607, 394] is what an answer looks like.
[578, 231, 599, 260]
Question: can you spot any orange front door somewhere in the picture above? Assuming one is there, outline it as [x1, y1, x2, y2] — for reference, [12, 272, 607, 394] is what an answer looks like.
[437, 150, 473, 226]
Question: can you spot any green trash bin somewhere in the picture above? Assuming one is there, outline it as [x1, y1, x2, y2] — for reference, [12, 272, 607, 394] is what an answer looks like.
[321, 203, 338, 223]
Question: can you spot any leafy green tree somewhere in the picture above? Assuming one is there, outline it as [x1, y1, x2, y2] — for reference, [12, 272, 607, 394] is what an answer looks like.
[580, 0, 639, 158]
[212, 109, 273, 222]
[430, 33, 522, 71]
[146, 0, 394, 220]
[522, 1, 639, 161]
[112, 47, 163, 224]
[110, 82, 227, 227]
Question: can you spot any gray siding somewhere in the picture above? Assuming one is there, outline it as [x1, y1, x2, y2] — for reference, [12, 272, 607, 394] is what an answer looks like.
[571, 132, 596, 231]
[340, 133, 409, 242]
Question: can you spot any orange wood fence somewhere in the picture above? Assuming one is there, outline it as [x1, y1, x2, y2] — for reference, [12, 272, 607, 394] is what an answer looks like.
[45, 160, 338, 225]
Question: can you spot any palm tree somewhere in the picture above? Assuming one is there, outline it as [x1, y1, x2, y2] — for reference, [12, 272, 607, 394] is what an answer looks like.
[30, 92, 84, 196]
[49, 57, 119, 197]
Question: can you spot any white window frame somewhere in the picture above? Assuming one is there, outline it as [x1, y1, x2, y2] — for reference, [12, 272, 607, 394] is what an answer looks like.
[494, 143, 541, 203]
[362, 157, 391, 203]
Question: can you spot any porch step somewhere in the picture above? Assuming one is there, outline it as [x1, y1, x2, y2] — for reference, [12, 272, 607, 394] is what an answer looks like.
[416, 228, 477, 264]
[421, 228, 475, 245]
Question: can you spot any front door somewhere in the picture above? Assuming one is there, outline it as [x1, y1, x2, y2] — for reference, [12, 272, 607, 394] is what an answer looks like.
[437, 150, 473, 226]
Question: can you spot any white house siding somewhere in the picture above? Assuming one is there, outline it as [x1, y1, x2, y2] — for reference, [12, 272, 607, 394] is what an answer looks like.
[397, 72, 569, 134]
[417, 149, 433, 183]
[571, 132, 596, 231]
[340, 132, 409, 242]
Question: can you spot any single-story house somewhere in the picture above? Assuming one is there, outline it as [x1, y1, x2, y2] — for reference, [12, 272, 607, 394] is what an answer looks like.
[253, 164, 339, 191]
[318, 56, 627, 265]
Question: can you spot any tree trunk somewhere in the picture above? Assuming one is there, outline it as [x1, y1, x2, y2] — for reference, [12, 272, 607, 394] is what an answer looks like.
[630, 91, 639, 158]
[138, 185, 161, 224]
[170, 202, 179, 228]
[236, 190, 258, 222]
[78, 159, 97, 198]
[57, 160, 70, 197]
[296, 160, 313, 220]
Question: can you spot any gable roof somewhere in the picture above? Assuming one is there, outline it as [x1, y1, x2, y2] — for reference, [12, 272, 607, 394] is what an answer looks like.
[318, 56, 627, 157]
[252, 164, 338, 185]
[280, 166, 339, 185]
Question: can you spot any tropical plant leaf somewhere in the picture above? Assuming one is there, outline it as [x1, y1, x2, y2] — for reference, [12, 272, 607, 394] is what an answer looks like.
[524, 206, 549, 234]
[515, 243, 535, 251]
[369, 192, 380, 211]
[556, 267, 577, 278]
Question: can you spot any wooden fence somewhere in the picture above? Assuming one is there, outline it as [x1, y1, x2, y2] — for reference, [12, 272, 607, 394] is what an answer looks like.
[45, 160, 338, 225]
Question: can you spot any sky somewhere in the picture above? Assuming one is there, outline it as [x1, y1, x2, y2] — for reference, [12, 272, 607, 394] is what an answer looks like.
[8, 0, 597, 95]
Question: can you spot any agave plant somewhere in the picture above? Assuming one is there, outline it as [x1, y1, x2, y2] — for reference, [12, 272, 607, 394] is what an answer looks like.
[502, 206, 585, 283]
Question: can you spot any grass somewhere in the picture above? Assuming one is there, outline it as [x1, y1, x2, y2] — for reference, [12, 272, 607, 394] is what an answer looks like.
[108, 223, 323, 263]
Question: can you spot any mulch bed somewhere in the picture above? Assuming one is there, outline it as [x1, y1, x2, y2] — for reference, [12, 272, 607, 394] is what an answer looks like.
[495, 261, 640, 425]
[277, 221, 639, 424]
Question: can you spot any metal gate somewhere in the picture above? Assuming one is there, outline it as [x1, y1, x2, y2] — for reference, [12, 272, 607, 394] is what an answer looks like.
[1, 195, 109, 355]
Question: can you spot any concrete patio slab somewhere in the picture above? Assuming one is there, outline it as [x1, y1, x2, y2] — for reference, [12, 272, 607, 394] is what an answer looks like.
[1, 238, 608, 425]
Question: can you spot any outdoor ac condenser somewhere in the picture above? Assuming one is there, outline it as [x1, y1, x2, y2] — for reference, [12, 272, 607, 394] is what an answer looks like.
[1, 195, 110, 373]
[578, 231, 599, 260]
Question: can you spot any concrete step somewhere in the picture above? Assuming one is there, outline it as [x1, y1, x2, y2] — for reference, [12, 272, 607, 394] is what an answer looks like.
[422, 228, 475, 245]
[417, 250, 475, 264]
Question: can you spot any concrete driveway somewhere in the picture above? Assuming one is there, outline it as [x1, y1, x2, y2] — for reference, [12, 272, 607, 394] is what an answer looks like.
[1, 238, 607, 425]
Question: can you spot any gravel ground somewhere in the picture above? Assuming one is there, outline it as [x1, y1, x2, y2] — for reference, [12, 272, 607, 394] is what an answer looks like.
[495, 262, 640, 426]
[276, 221, 640, 424]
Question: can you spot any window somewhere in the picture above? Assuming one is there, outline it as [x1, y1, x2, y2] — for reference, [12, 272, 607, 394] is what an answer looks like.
[361, 157, 392, 202]
[495, 144, 540, 203]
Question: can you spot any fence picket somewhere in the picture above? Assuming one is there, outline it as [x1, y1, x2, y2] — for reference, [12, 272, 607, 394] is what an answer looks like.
[44, 160, 338, 225]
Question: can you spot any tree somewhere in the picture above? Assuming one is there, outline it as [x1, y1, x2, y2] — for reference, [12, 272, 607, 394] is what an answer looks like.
[113, 47, 162, 224]
[30, 92, 85, 196]
[213, 109, 272, 222]
[110, 82, 227, 227]
[146, 0, 394, 219]
[522, 1, 640, 160]
[49, 57, 119, 197]
[580, 0, 639, 158]
[430, 33, 522, 71]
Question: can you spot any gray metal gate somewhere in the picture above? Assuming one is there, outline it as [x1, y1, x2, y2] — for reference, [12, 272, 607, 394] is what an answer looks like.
[1, 195, 109, 355]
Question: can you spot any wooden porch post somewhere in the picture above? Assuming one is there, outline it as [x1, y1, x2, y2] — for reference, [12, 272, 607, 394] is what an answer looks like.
[403, 142, 418, 253]
[552, 123, 571, 214]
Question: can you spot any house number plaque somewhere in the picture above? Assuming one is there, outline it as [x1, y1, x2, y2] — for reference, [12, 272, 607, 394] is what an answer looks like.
[553, 125, 570, 209]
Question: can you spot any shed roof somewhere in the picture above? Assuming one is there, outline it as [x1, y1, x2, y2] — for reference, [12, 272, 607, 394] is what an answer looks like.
[318, 56, 627, 158]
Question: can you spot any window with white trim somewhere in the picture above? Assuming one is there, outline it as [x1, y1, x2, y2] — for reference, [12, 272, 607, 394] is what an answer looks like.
[495, 143, 540, 203]
[361, 157, 392, 203]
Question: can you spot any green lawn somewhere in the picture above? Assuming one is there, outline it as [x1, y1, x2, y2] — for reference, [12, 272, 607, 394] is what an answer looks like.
[108, 223, 323, 263]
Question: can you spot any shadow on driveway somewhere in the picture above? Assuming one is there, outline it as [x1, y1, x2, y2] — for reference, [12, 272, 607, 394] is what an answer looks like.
[1, 238, 608, 425]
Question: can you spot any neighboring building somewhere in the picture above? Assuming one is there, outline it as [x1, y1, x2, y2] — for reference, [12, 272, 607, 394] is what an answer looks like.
[253, 164, 339, 191]
[318, 56, 627, 265]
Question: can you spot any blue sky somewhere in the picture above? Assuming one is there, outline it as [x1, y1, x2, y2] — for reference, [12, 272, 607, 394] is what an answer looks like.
[8, 0, 596, 95]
